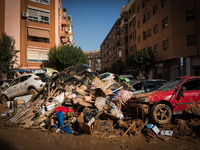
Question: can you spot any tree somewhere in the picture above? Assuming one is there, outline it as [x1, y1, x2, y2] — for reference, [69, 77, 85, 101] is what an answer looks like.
[141, 48, 157, 79]
[110, 61, 125, 75]
[126, 51, 140, 79]
[48, 45, 88, 71]
[126, 48, 156, 79]
[0, 33, 19, 77]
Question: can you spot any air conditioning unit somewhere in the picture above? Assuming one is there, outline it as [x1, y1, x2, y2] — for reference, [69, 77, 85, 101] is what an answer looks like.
[21, 12, 28, 18]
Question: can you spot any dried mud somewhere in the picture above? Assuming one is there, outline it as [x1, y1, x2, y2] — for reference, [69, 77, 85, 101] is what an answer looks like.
[0, 103, 200, 150]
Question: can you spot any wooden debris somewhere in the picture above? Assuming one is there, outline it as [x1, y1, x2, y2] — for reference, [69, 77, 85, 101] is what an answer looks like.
[122, 122, 135, 137]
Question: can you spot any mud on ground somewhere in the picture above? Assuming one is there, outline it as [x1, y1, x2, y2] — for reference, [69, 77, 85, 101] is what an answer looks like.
[0, 103, 200, 150]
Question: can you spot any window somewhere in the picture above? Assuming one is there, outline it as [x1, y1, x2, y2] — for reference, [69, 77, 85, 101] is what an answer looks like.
[186, 10, 195, 20]
[138, 36, 141, 43]
[27, 27, 50, 43]
[144, 81, 157, 89]
[147, 11, 151, 20]
[138, 20, 141, 28]
[181, 79, 200, 91]
[129, 33, 132, 40]
[133, 83, 142, 90]
[125, 24, 128, 33]
[29, 0, 49, 5]
[187, 34, 196, 45]
[153, 5, 158, 15]
[143, 31, 146, 40]
[154, 44, 159, 52]
[27, 50, 49, 62]
[133, 17, 136, 27]
[28, 8, 49, 24]
[162, 17, 168, 28]
[161, 0, 167, 8]
[137, 5, 140, 13]
[153, 24, 158, 34]
[143, 14, 146, 24]
[129, 19, 132, 27]
[142, 0, 145, 8]
[125, 36, 128, 44]
[129, 9, 132, 15]
[148, 28, 152, 37]
[163, 39, 169, 50]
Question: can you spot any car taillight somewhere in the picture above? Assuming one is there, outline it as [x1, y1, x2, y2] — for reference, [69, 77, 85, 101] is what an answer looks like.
[86, 68, 93, 72]
[113, 74, 115, 78]
[40, 84, 43, 87]
[52, 68, 55, 70]
[34, 77, 41, 80]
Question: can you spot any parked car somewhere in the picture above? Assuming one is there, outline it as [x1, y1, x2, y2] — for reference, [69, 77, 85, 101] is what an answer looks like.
[42, 68, 58, 77]
[35, 72, 51, 82]
[0, 73, 46, 104]
[128, 79, 166, 95]
[99, 72, 115, 81]
[120, 75, 135, 81]
[127, 76, 200, 125]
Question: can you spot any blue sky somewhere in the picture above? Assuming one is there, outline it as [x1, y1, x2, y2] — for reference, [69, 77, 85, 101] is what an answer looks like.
[62, 0, 129, 52]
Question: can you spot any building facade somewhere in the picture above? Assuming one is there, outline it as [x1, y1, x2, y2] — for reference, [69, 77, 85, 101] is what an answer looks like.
[84, 50, 101, 71]
[0, 0, 74, 70]
[101, 0, 200, 80]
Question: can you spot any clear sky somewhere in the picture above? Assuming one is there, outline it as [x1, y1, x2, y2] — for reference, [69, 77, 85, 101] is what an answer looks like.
[61, 0, 129, 52]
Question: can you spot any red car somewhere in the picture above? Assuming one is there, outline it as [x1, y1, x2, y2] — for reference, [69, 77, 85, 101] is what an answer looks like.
[127, 76, 200, 125]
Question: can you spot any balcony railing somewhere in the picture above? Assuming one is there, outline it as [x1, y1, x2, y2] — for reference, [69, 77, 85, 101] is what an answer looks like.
[60, 30, 65, 37]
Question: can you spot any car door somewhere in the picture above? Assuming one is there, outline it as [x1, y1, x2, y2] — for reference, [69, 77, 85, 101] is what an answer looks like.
[6, 78, 19, 99]
[17, 75, 30, 95]
[176, 78, 200, 112]
[132, 82, 144, 95]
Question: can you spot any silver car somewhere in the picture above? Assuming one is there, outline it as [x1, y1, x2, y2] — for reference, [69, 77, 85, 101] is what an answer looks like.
[128, 79, 167, 95]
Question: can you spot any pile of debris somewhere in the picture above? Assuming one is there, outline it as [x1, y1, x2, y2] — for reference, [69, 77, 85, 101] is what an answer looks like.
[3, 64, 143, 137]
[2, 64, 200, 141]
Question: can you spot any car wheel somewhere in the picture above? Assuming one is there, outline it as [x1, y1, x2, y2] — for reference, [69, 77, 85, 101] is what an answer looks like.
[0, 95, 8, 104]
[151, 104, 172, 125]
[28, 89, 38, 97]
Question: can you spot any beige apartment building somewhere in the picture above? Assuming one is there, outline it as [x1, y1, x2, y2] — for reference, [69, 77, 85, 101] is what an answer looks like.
[0, 0, 74, 71]
[101, 0, 200, 80]
[84, 50, 101, 71]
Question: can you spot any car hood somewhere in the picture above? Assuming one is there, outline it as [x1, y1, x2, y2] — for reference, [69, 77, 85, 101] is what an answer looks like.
[132, 90, 174, 102]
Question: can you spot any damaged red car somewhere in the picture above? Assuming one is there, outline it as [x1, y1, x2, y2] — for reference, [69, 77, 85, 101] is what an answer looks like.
[127, 76, 200, 125]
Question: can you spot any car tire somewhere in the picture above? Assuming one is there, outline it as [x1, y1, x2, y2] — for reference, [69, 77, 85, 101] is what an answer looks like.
[0, 95, 8, 104]
[151, 104, 172, 125]
[28, 89, 38, 97]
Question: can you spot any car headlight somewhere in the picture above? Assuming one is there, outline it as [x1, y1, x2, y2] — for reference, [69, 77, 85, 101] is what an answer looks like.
[137, 97, 150, 103]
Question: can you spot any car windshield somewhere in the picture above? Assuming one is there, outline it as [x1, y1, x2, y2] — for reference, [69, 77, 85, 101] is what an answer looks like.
[158, 78, 185, 91]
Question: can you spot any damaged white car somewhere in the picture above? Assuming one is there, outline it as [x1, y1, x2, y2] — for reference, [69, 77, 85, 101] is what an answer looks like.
[0, 73, 46, 104]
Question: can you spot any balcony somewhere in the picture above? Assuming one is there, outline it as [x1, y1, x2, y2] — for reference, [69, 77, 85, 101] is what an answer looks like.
[64, 27, 68, 32]
[61, 19, 67, 26]
[60, 30, 66, 37]
[62, 38, 69, 43]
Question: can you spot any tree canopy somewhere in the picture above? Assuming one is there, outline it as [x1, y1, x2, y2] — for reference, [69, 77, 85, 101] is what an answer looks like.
[0, 33, 19, 76]
[126, 48, 157, 79]
[48, 45, 88, 71]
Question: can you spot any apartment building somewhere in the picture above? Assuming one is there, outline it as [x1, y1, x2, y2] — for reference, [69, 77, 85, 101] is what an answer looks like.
[0, 0, 74, 70]
[101, 0, 200, 80]
[84, 50, 101, 71]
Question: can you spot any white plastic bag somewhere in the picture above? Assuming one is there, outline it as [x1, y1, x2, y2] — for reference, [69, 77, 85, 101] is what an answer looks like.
[95, 97, 107, 111]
